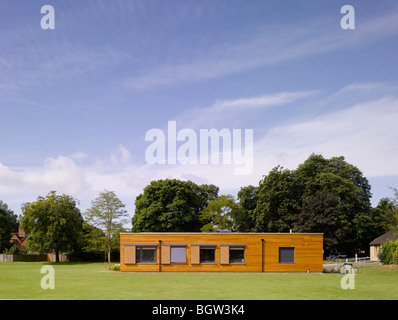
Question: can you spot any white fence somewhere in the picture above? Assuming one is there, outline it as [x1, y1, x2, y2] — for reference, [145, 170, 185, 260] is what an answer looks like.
[333, 256, 372, 268]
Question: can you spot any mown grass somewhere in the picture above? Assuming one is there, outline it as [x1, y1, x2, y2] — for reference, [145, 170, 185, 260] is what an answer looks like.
[0, 262, 397, 300]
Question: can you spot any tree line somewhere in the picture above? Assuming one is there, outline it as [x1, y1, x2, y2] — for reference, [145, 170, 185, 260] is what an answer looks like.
[0, 190, 128, 264]
[132, 154, 398, 256]
[1, 154, 397, 260]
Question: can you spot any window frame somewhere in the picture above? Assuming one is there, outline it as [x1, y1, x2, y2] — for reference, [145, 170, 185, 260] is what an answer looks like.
[199, 246, 216, 264]
[229, 246, 245, 264]
[279, 247, 295, 264]
[136, 245, 158, 264]
[170, 246, 187, 264]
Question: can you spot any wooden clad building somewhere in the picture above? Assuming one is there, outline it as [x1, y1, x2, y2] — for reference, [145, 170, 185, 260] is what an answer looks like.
[120, 232, 323, 273]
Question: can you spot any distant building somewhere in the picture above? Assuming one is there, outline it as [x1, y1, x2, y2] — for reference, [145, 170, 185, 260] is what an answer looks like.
[10, 227, 27, 251]
[7, 227, 69, 262]
[369, 230, 398, 261]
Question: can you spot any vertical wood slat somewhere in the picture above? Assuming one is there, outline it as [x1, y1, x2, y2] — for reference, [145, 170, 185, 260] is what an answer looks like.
[161, 245, 171, 264]
[220, 246, 229, 264]
[120, 233, 324, 272]
[124, 245, 136, 264]
[190, 245, 200, 264]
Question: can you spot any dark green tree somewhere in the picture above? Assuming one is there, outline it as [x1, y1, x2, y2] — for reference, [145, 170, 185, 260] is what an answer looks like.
[294, 154, 372, 254]
[294, 190, 343, 254]
[132, 179, 218, 232]
[371, 191, 398, 235]
[235, 185, 258, 231]
[252, 154, 373, 254]
[21, 191, 83, 262]
[0, 201, 18, 253]
[254, 166, 301, 232]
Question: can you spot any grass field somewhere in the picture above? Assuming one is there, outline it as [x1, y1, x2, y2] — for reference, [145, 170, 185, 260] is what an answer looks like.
[0, 262, 397, 300]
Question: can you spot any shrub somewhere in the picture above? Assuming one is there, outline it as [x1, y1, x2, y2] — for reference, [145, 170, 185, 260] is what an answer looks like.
[2, 244, 23, 254]
[378, 240, 398, 265]
[108, 264, 120, 271]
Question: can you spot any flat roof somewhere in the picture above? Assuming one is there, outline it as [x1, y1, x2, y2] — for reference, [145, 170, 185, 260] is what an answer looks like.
[369, 230, 397, 245]
[120, 232, 323, 235]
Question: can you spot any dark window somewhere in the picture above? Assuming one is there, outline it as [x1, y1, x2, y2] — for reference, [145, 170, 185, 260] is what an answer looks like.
[279, 247, 295, 263]
[171, 246, 186, 263]
[200, 247, 215, 263]
[229, 247, 245, 263]
[136, 246, 157, 263]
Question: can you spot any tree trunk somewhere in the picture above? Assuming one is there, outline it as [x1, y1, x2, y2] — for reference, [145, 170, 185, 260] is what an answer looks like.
[108, 247, 111, 266]
[55, 250, 60, 262]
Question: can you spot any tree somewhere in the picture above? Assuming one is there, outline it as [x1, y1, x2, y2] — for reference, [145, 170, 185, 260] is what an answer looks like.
[254, 166, 301, 232]
[195, 183, 220, 211]
[252, 154, 373, 255]
[0, 201, 18, 253]
[200, 195, 238, 232]
[295, 154, 372, 254]
[132, 179, 219, 232]
[294, 190, 343, 254]
[85, 190, 128, 265]
[235, 185, 258, 232]
[371, 191, 398, 234]
[81, 221, 106, 256]
[21, 191, 83, 262]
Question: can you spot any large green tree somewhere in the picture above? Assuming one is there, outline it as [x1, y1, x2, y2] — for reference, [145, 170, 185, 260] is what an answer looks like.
[371, 189, 398, 236]
[235, 186, 258, 232]
[132, 179, 218, 232]
[0, 201, 18, 253]
[294, 154, 372, 254]
[253, 154, 373, 255]
[200, 195, 238, 232]
[85, 190, 128, 265]
[254, 166, 301, 232]
[21, 191, 83, 262]
[294, 190, 343, 253]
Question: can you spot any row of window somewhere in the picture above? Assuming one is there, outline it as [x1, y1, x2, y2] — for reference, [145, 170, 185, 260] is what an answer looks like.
[135, 246, 245, 264]
[131, 245, 295, 264]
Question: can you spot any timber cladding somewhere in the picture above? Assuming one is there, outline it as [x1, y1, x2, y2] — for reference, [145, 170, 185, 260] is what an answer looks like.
[120, 233, 323, 273]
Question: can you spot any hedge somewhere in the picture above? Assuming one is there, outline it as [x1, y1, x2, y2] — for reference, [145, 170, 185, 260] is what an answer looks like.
[378, 240, 398, 265]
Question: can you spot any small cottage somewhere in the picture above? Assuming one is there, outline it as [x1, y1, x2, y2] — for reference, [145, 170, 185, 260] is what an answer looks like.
[369, 230, 398, 261]
[10, 227, 27, 251]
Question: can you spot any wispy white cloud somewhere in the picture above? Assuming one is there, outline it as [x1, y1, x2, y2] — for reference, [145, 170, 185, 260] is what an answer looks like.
[124, 9, 398, 90]
[0, 37, 127, 90]
[177, 90, 317, 129]
[252, 89, 398, 179]
[1, 83, 397, 221]
[110, 144, 132, 165]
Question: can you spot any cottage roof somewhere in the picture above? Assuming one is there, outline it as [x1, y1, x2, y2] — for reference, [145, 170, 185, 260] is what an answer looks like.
[369, 230, 398, 246]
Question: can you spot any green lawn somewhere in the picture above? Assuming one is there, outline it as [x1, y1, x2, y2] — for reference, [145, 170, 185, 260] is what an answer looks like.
[0, 262, 397, 300]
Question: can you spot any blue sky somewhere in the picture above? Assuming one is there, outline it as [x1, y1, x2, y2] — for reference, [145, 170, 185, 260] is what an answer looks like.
[1, 0, 398, 225]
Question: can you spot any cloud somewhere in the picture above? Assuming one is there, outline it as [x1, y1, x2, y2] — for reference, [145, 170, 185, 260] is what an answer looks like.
[124, 9, 398, 90]
[0, 38, 127, 90]
[110, 144, 132, 165]
[2, 83, 397, 222]
[253, 94, 398, 179]
[209, 91, 316, 112]
[177, 90, 317, 129]
[0, 156, 91, 197]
